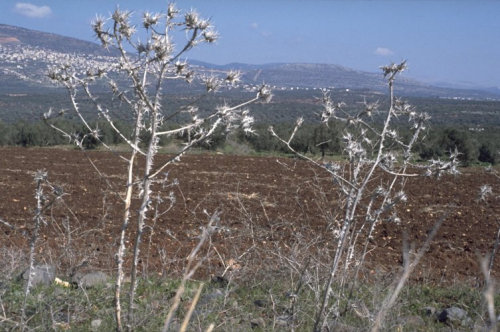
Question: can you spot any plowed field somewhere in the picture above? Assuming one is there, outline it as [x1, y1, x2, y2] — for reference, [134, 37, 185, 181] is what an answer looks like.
[1, 147, 500, 283]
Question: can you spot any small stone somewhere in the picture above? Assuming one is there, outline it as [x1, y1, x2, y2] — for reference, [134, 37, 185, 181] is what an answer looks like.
[210, 275, 229, 288]
[22, 264, 56, 287]
[253, 299, 266, 308]
[438, 307, 471, 326]
[91, 319, 102, 329]
[275, 315, 292, 326]
[422, 306, 436, 316]
[250, 317, 265, 329]
[73, 271, 108, 288]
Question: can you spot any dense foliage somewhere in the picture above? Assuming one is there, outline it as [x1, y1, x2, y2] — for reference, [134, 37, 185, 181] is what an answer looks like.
[1, 118, 498, 165]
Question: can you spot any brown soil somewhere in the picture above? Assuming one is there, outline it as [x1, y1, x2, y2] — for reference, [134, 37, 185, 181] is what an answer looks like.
[1, 146, 500, 284]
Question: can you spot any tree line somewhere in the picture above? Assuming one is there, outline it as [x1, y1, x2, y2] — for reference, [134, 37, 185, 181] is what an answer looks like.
[0, 119, 498, 165]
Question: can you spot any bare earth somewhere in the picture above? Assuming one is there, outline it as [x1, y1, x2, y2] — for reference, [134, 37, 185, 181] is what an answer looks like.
[1, 146, 500, 283]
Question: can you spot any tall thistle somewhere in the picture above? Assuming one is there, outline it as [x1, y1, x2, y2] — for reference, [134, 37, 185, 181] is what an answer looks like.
[271, 61, 459, 331]
[45, 3, 270, 331]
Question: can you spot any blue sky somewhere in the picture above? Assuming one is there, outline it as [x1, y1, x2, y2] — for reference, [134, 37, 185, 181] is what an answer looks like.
[1, 1, 499, 88]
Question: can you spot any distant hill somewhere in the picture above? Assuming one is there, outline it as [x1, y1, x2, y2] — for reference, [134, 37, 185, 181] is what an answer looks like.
[190, 60, 500, 99]
[1, 24, 500, 101]
[0, 24, 116, 56]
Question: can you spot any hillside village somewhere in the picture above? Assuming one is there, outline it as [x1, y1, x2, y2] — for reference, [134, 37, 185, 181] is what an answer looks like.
[0, 42, 118, 86]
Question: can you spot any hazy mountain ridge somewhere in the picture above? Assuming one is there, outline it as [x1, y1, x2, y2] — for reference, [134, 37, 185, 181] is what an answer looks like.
[192, 61, 498, 99]
[0, 24, 116, 56]
[0, 24, 499, 100]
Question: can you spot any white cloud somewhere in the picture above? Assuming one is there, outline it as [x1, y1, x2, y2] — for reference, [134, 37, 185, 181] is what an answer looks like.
[14, 3, 52, 18]
[374, 47, 394, 56]
[250, 22, 271, 38]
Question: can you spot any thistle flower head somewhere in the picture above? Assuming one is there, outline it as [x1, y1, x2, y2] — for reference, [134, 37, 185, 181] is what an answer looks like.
[184, 10, 200, 29]
[34, 170, 48, 182]
[167, 3, 179, 19]
[202, 28, 218, 43]
[43, 108, 53, 120]
[90, 127, 101, 140]
[321, 91, 344, 123]
[225, 70, 241, 85]
[203, 75, 220, 92]
[52, 186, 64, 197]
[257, 84, 273, 103]
[185, 70, 195, 83]
[380, 152, 397, 169]
[121, 24, 136, 39]
[112, 8, 131, 25]
[389, 212, 401, 224]
[92, 15, 111, 47]
[92, 15, 105, 35]
[325, 162, 341, 173]
[425, 149, 461, 178]
[386, 129, 398, 139]
[197, 19, 211, 30]
[136, 41, 150, 54]
[373, 186, 387, 197]
[381, 60, 407, 80]
[151, 36, 172, 60]
[410, 111, 430, 130]
[478, 184, 493, 201]
[395, 190, 407, 203]
[364, 101, 378, 117]
[240, 109, 255, 135]
[143, 12, 161, 29]
[175, 60, 188, 75]
[394, 98, 413, 115]
[216, 104, 231, 116]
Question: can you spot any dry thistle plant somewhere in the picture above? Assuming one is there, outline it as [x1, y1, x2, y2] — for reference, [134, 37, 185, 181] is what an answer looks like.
[21, 171, 64, 330]
[271, 61, 460, 331]
[44, 3, 270, 331]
